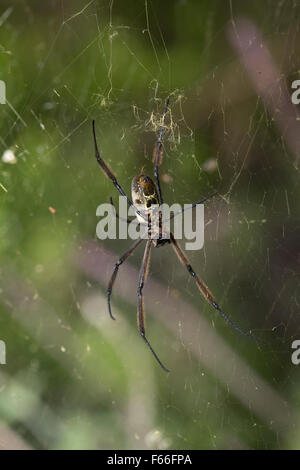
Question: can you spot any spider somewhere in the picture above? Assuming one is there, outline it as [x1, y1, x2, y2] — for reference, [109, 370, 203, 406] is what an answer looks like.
[92, 98, 263, 372]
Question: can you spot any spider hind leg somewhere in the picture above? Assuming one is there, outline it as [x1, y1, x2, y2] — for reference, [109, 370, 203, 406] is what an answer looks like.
[107, 239, 144, 321]
[169, 232, 266, 345]
[137, 240, 170, 372]
[140, 330, 170, 373]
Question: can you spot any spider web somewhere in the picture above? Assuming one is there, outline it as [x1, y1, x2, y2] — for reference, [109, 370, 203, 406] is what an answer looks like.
[0, 0, 299, 451]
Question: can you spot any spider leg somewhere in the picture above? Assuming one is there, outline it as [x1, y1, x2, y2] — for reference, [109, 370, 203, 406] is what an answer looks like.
[152, 97, 170, 205]
[92, 121, 146, 222]
[107, 238, 144, 320]
[169, 232, 266, 345]
[168, 192, 218, 221]
[137, 239, 170, 372]
[109, 197, 138, 225]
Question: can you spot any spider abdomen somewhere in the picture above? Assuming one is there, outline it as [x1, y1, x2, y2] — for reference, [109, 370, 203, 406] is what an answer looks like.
[131, 174, 159, 206]
[131, 174, 171, 245]
[131, 174, 159, 222]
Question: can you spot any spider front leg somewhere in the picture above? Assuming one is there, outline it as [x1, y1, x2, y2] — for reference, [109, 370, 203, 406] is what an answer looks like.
[109, 197, 138, 225]
[169, 232, 265, 344]
[137, 239, 170, 372]
[107, 238, 144, 320]
[92, 121, 146, 222]
[168, 192, 218, 221]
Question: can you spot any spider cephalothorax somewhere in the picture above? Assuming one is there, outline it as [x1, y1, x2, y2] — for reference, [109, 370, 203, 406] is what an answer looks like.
[92, 98, 264, 373]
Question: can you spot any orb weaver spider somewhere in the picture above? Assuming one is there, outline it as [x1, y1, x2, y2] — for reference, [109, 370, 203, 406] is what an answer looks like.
[92, 98, 263, 372]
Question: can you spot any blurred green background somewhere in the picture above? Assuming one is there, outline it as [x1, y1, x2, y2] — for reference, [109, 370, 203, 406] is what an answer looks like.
[0, 0, 299, 450]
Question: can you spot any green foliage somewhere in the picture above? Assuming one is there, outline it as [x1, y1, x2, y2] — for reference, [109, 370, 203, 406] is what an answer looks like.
[0, 0, 299, 450]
